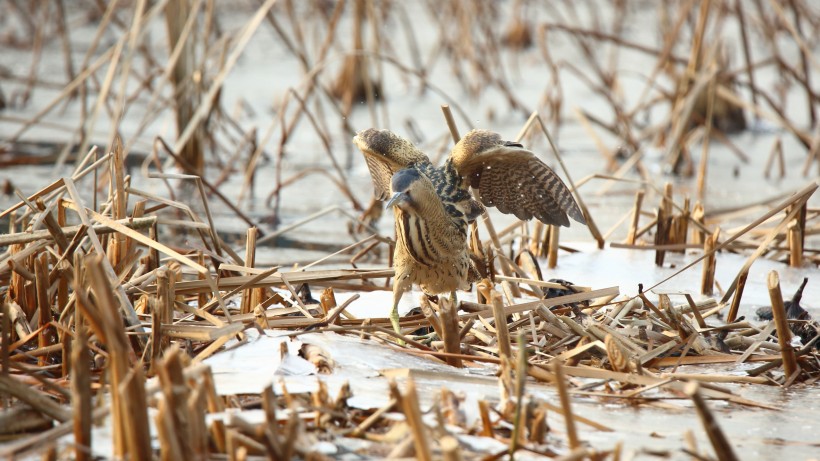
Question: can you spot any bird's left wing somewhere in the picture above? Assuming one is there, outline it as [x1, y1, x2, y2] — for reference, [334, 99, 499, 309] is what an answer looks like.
[353, 129, 429, 200]
[449, 130, 586, 227]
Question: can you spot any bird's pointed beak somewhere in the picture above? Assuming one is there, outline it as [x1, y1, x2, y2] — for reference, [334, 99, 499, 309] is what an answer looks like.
[386, 192, 405, 208]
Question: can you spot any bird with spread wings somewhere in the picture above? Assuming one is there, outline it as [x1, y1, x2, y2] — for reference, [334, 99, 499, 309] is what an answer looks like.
[353, 128, 586, 337]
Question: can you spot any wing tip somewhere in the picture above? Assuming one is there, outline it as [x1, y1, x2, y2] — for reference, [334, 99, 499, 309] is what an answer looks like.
[541, 212, 570, 228]
[547, 206, 585, 227]
[569, 207, 587, 226]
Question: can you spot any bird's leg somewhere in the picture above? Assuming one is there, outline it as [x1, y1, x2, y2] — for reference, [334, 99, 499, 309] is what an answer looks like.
[389, 305, 401, 338]
[391, 282, 405, 344]
[449, 291, 458, 309]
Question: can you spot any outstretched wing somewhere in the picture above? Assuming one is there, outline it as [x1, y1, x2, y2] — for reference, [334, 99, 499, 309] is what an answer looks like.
[449, 129, 586, 227]
[353, 128, 429, 200]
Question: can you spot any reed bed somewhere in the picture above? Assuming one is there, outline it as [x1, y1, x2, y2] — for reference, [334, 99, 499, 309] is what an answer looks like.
[1, 0, 820, 459]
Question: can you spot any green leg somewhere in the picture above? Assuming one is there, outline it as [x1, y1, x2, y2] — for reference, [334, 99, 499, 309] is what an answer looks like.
[389, 305, 401, 336]
[449, 291, 458, 309]
[391, 283, 405, 345]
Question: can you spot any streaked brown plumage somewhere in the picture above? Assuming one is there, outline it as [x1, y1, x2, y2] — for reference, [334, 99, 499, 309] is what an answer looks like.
[353, 128, 586, 336]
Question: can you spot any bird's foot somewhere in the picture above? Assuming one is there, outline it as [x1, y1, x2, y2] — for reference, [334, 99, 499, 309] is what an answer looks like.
[411, 331, 439, 346]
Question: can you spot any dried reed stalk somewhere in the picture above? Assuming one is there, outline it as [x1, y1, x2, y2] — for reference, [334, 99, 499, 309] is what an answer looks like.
[552, 360, 580, 450]
[439, 296, 463, 368]
[700, 228, 719, 295]
[490, 292, 513, 360]
[165, 0, 203, 174]
[395, 378, 432, 461]
[685, 382, 739, 461]
[767, 271, 799, 381]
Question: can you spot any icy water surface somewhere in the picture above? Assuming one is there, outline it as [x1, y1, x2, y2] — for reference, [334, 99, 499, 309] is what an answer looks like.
[200, 329, 820, 460]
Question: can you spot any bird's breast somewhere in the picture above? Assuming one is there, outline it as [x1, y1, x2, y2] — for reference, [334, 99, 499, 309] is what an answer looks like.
[396, 210, 467, 267]
[393, 210, 471, 291]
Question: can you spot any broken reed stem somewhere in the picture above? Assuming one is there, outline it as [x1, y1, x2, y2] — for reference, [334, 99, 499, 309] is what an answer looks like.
[491, 292, 512, 360]
[528, 221, 543, 255]
[734, 0, 757, 115]
[547, 225, 559, 269]
[79, 236, 146, 447]
[440, 435, 462, 461]
[261, 385, 283, 458]
[156, 268, 173, 351]
[150, 296, 162, 375]
[71, 325, 92, 461]
[165, 0, 204, 174]
[662, 182, 673, 217]
[684, 429, 700, 459]
[691, 201, 705, 245]
[241, 227, 258, 314]
[35, 254, 53, 367]
[158, 346, 198, 457]
[510, 333, 528, 457]
[767, 271, 798, 380]
[1, 302, 9, 380]
[478, 400, 494, 438]
[696, 72, 716, 203]
[764, 138, 784, 178]
[440, 296, 463, 368]
[685, 382, 738, 461]
[119, 366, 152, 461]
[725, 268, 748, 323]
[399, 378, 432, 461]
[787, 203, 806, 268]
[700, 227, 719, 295]
[552, 360, 580, 450]
[441, 104, 461, 142]
[788, 221, 803, 267]
[529, 406, 548, 444]
[626, 190, 644, 244]
[654, 203, 667, 266]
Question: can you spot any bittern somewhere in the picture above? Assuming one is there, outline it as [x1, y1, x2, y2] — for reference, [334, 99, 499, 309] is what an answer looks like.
[353, 128, 586, 336]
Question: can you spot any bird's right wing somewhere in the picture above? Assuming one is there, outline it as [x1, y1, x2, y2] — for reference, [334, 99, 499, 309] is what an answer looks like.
[353, 129, 429, 200]
[450, 130, 586, 227]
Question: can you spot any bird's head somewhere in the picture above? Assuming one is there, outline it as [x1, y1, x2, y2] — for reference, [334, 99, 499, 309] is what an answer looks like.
[387, 168, 435, 214]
